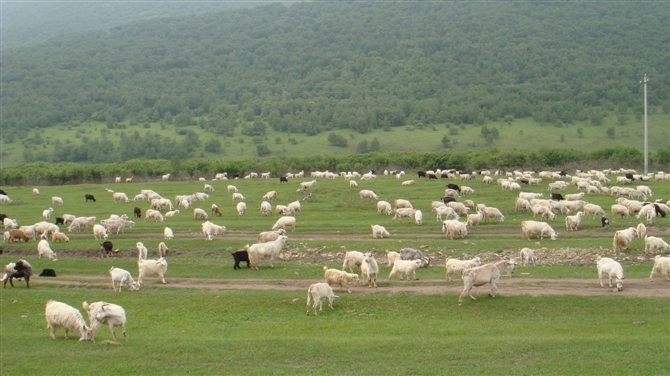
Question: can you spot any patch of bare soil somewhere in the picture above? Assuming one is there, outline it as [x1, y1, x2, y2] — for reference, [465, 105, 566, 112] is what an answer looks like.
[36, 274, 669, 298]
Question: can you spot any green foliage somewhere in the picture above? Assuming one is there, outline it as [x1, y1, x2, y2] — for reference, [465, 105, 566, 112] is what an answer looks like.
[577, 127, 583, 138]
[441, 135, 451, 148]
[204, 139, 222, 153]
[606, 127, 616, 139]
[256, 144, 271, 156]
[369, 137, 380, 152]
[1, 2, 667, 140]
[590, 111, 604, 126]
[617, 115, 629, 126]
[328, 133, 348, 147]
[357, 140, 369, 154]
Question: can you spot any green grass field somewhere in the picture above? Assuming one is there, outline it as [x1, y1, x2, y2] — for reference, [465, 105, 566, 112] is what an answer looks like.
[1, 109, 668, 166]
[0, 172, 668, 374]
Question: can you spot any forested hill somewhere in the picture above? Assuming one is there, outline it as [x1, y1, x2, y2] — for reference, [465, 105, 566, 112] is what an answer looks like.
[0, 0, 268, 50]
[2, 1, 668, 142]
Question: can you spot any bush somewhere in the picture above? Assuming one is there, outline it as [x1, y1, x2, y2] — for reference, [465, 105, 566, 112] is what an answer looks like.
[256, 144, 271, 156]
[328, 133, 348, 147]
[205, 139, 222, 153]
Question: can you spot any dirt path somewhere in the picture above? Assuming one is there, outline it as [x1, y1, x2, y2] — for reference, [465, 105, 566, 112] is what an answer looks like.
[39, 274, 670, 298]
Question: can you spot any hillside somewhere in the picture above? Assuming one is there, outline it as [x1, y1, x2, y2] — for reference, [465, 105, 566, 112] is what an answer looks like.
[1, 1, 668, 165]
[0, 0, 269, 50]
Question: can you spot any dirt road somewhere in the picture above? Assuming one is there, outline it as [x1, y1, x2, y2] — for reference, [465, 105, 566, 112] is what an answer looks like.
[38, 274, 670, 298]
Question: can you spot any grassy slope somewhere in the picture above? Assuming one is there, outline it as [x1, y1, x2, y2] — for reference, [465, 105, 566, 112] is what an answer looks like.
[0, 174, 668, 374]
[1, 109, 667, 166]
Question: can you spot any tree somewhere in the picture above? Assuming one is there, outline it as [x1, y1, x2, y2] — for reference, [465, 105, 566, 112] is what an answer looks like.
[577, 127, 583, 138]
[590, 111, 603, 126]
[489, 127, 499, 139]
[357, 140, 369, 153]
[606, 127, 615, 139]
[480, 125, 490, 138]
[256, 144, 271, 156]
[204, 139, 222, 153]
[327, 132, 348, 147]
[503, 115, 514, 126]
[369, 137, 380, 152]
[617, 115, 629, 126]
[441, 135, 450, 148]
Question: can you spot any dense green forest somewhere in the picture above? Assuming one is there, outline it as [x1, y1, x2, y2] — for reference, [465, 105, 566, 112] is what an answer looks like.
[1, 0, 268, 50]
[1, 1, 668, 165]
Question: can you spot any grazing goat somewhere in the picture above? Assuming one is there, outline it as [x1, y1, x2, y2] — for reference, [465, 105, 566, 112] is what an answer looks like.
[306, 283, 339, 316]
[45, 300, 92, 341]
[342, 251, 365, 273]
[83, 302, 127, 342]
[388, 259, 422, 281]
[194, 208, 209, 220]
[37, 239, 57, 260]
[211, 204, 222, 217]
[649, 255, 670, 282]
[519, 248, 540, 266]
[386, 251, 401, 267]
[645, 236, 669, 254]
[232, 249, 250, 270]
[597, 257, 625, 291]
[257, 229, 286, 243]
[157, 242, 169, 258]
[247, 235, 289, 270]
[323, 266, 359, 293]
[100, 241, 116, 258]
[371, 224, 390, 239]
[613, 227, 637, 252]
[360, 252, 379, 288]
[445, 257, 482, 282]
[3, 259, 33, 288]
[459, 260, 515, 306]
[136, 242, 148, 260]
[109, 267, 139, 292]
[272, 216, 296, 232]
[39, 268, 57, 277]
[137, 258, 168, 285]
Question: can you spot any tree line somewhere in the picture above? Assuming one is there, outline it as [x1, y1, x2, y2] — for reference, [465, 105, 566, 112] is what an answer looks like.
[3, 146, 668, 186]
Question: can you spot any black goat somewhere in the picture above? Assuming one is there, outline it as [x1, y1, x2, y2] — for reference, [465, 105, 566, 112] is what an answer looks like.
[39, 268, 57, 277]
[100, 241, 115, 258]
[232, 249, 250, 270]
[601, 216, 610, 228]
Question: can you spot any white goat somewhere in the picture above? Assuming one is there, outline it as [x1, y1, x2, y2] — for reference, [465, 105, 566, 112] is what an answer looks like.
[306, 283, 339, 316]
[137, 258, 168, 285]
[247, 235, 288, 270]
[83, 301, 127, 342]
[109, 267, 139, 292]
[45, 300, 92, 341]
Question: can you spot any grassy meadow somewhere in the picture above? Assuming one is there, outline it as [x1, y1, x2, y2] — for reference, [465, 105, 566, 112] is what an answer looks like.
[1, 108, 668, 166]
[0, 171, 669, 374]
